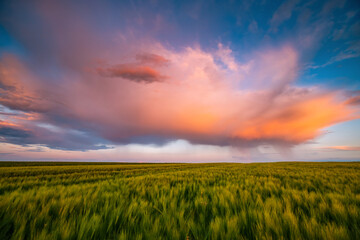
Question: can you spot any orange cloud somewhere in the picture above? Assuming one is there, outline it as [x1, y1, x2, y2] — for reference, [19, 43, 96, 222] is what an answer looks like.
[233, 94, 353, 143]
[0, 120, 18, 128]
[322, 146, 360, 151]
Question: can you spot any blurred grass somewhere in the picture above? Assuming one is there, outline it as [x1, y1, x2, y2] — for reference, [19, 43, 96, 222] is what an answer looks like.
[0, 162, 359, 239]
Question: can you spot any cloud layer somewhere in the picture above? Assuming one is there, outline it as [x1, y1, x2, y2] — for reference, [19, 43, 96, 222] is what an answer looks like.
[0, 0, 359, 153]
[0, 43, 357, 150]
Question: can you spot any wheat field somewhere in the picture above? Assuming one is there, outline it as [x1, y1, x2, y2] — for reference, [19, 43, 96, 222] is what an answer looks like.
[0, 162, 359, 239]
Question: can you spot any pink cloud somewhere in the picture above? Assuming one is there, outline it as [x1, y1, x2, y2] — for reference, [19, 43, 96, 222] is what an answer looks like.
[1, 40, 357, 150]
[0, 55, 50, 113]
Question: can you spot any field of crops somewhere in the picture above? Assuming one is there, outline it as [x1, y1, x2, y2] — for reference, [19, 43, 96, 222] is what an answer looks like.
[0, 162, 359, 240]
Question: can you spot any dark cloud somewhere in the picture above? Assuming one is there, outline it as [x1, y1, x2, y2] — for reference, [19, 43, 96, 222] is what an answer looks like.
[136, 53, 170, 65]
[0, 126, 33, 147]
[345, 95, 360, 105]
[0, 127, 31, 138]
[97, 64, 167, 83]
[0, 125, 110, 151]
[122, 135, 173, 146]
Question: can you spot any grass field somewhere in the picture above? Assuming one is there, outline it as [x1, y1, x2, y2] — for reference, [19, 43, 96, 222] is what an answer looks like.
[0, 162, 359, 240]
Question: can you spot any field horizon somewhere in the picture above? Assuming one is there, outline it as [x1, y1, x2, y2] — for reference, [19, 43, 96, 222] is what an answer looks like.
[1, 159, 360, 164]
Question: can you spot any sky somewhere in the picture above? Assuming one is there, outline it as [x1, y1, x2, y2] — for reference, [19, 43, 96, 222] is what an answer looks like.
[0, 0, 359, 162]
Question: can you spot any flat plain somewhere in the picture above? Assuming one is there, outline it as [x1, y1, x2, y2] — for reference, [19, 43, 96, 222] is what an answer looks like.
[0, 162, 359, 239]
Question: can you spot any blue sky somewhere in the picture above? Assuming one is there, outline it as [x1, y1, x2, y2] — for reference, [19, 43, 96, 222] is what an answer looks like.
[0, 0, 359, 162]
